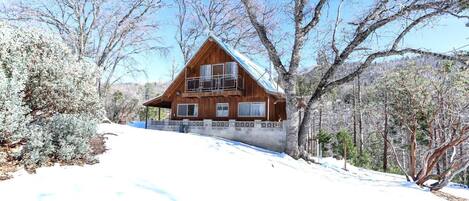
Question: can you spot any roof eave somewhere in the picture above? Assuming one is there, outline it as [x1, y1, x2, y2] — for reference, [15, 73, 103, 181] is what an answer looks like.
[142, 94, 164, 106]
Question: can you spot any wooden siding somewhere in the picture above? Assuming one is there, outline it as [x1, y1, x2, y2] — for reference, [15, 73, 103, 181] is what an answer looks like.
[153, 39, 286, 121]
[170, 95, 285, 121]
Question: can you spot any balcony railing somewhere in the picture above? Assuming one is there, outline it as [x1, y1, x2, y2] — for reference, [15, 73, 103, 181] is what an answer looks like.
[186, 74, 243, 92]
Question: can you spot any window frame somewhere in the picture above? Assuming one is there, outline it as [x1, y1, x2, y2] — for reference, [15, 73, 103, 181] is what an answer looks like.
[176, 103, 198, 117]
[200, 64, 212, 80]
[216, 103, 229, 117]
[212, 63, 225, 76]
[237, 102, 266, 117]
[225, 62, 238, 77]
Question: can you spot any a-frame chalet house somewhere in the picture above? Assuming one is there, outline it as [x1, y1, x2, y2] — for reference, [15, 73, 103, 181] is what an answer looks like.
[143, 35, 287, 151]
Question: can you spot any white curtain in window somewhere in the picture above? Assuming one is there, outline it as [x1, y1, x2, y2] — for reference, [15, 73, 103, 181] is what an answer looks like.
[238, 102, 265, 117]
[251, 103, 265, 116]
[200, 65, 212, 80]
[216, 103, 229, 117]
[225, 62, 238, 78]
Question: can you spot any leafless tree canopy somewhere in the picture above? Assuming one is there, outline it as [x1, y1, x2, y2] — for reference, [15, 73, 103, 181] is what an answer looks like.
[2, 0, 167, 96]
[173, 0, 278, 63]
[241, 0, 469, 158]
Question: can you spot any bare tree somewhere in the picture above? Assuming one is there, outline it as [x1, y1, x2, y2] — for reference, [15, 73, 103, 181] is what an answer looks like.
[241, 0, 469, 158]
[174, 0, 203, 63]
[174, 0, 277, 63]
[2, 0, 167, 96]
[169, 58, 180, 81]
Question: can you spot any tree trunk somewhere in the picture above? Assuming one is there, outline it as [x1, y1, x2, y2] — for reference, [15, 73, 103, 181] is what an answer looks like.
[430, 159, 469, 191]
[383, 92, 388, 172]
[319, 104, 322, 131]
[285, 84, 300, 158]
[353, 81, 357, 146]
[409, 126, 417, 179]
[357, 75, 363, 155]
[436, 130, 441, 175]
[381, 129, 412, 181]
[344, 142, 347, 171]
[311, 113, 316, 154]
[299, 108, 312, 156]
[461, 145, 467, 185]
[442, 133, 448, 172]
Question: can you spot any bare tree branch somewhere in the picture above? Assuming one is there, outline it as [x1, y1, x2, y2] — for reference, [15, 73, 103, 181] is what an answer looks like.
[1, 0, 167, 96]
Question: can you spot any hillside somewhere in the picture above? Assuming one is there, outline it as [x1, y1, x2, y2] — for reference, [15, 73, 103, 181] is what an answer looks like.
[0, 124, 467, 201]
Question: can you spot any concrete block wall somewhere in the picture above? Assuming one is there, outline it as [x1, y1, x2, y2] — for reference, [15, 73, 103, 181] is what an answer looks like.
[148, 120, 287, 152]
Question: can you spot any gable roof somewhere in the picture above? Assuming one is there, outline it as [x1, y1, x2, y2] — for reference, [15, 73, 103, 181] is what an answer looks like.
[207, 34, 284, 94]
[143, 34, 284, 107]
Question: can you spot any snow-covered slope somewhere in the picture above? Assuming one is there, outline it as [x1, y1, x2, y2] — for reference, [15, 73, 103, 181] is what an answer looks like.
[0, 124, 467, 201]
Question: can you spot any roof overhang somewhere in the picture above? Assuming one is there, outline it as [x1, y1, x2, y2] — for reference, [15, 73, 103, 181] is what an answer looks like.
[143, 95, 172, 108]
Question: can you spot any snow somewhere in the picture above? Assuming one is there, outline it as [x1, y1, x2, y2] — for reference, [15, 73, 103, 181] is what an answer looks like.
[1, 123, 467, 201]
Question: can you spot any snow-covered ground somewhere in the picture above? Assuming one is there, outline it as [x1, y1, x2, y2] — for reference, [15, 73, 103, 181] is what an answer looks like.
[0, 124, 467, 201]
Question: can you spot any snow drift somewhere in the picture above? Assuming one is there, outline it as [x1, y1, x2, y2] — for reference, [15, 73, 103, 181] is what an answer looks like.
[0, 124, 467, 201]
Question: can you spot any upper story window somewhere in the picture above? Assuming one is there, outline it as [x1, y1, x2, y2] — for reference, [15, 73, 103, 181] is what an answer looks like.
[225, 62, 238, 78]
[200, 64, 212, 80]
[212, 63, 224, 76]
[199, 62, 238, 79]
[177, 104, 198, 117]
[238, 102, 265, 117]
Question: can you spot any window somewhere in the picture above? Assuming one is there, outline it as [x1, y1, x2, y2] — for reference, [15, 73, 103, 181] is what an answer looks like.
[216, 103, 229, 117]
[238, 102, 265, 117]
[225, 62, 238, 78]
[212, 63, 224, 76]
[200, 64, 212, 81]
[177, 104, 198, 117]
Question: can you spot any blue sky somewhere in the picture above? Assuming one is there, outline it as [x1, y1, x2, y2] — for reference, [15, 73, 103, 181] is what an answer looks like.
[125, 0, 469, 84]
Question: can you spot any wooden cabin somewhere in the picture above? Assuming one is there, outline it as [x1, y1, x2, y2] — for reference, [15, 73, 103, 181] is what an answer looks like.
[143, 35, 286, 122]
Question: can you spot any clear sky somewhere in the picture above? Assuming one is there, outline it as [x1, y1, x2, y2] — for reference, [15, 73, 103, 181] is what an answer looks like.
[122, 0, 469, 84]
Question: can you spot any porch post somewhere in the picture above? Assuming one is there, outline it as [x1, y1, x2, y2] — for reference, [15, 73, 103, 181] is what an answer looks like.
[145, 106, 149, 129]
[158, 107, 161, 120]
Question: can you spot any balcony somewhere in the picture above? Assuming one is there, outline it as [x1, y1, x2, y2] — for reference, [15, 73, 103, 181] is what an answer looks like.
[183, 74, 243, 97]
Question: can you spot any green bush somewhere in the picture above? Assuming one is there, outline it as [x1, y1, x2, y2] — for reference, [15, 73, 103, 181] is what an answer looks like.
[353, 151, 372, 168]
[387, 166, 404, 175]
[317, 129, 332, 154]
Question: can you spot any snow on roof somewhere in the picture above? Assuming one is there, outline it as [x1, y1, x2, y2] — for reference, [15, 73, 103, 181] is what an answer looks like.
[208, 34, 285, 94]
